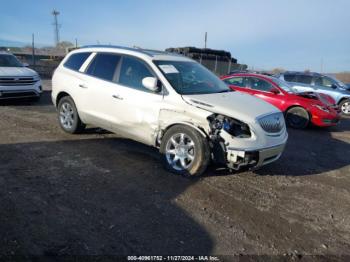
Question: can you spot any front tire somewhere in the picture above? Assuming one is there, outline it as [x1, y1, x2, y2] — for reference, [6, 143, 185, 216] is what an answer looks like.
[160, 125, 210, 177]
[285, 107, 309, 129]
[57, 96, 85, 134]
[339, 99, 350, 116]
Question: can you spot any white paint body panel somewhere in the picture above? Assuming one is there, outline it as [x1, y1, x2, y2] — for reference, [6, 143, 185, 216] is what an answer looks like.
[52, 46, 288, 169]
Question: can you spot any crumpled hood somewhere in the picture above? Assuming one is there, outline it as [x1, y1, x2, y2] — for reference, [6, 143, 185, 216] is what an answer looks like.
[294, 91, 332, 105]
[0, 67, 37, 77]
[182, 91, 281, 123]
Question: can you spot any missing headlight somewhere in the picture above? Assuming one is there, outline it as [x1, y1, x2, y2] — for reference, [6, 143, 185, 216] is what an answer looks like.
[207, 114, 251, 138]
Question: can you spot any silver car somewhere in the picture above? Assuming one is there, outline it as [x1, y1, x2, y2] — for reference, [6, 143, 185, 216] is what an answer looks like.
[277, 71, 350, 115]
[0, 51, 42, 100]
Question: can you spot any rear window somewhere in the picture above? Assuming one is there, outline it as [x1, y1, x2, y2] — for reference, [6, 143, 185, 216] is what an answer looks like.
[64, 52, 91, 71]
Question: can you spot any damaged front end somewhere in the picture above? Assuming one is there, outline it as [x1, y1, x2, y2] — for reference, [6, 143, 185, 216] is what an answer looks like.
[207, 114, 258, 170]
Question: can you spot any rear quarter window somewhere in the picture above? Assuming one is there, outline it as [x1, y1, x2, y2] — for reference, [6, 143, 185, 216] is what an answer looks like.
[64, 52, 91, 71]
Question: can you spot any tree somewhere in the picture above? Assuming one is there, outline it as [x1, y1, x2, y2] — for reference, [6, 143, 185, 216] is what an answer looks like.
[271, 68, 285, 74]
[56, 41, 74, 49]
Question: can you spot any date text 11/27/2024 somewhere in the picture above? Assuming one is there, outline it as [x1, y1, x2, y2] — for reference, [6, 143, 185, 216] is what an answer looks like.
[127, 256, 220, 261]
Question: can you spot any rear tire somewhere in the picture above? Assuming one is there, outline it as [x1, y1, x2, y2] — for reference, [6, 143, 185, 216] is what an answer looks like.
[160, 125, 210, 177]
[57, 96, 85, 134]
[339, 99, 350, 116]
[285, 107, 309, 129]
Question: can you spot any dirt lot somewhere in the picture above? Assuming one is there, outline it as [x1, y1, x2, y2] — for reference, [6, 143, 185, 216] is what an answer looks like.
[0, 80, 350, 258]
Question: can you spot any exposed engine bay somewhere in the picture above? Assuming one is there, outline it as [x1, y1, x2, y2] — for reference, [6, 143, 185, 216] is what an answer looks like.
[207, 114, 258, 170]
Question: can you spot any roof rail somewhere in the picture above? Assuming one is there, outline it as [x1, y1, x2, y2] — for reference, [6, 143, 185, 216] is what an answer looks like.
[80, 45, 182, 57]
[284, 70, 321, 76]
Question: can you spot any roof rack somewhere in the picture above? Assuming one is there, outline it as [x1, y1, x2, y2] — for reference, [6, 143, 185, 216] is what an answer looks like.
[284, 71, 321, 76]
[80, 45, 182, 57]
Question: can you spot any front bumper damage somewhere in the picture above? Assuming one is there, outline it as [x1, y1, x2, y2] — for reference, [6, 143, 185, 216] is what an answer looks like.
[207, 113, 288, 171]
[226, 143, 286, 170]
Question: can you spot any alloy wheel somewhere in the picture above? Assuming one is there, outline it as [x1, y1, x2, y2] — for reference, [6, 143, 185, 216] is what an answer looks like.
[59, 102, 75, 129]
[341, 101, 350, 114]
[165, 133, 195, 171]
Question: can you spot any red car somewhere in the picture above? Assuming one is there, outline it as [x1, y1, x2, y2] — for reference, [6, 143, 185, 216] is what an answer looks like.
[221, 73, 341, 129]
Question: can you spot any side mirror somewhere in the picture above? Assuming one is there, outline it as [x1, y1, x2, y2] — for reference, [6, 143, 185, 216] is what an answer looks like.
[142, 77, 159, 92]
[331, 84, 338, 89]
[22, 62, 29, 67]
[270, 87, 280, 94]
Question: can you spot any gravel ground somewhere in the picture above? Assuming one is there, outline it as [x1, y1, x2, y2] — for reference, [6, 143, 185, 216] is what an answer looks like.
[0, 80, 350, 258]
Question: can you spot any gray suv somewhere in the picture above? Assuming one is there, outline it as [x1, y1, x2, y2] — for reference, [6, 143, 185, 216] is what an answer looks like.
[277, 71, 350, 115]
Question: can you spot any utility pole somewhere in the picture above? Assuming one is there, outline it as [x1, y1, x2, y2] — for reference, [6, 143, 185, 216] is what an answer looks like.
[52, 9, 60, 46]
[75, 38, 78, 48]
[204, 32, 207, 49]
[321, 58, 324, 73]
[32, 33, 35, 66]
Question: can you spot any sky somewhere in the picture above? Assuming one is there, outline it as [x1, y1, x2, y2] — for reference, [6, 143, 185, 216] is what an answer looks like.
[0, 0, 349, 72]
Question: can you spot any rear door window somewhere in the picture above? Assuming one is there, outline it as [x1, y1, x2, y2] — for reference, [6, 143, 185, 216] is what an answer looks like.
[314, 77, 323, 86]
[296, 75, 312, 84]
[283, 74, 297, 82]
[64, 52, 91, 71]
[86, 53, 121, 82]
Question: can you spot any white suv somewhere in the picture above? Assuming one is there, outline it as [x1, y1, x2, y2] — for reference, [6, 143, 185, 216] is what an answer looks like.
[0, 51, 42, 100]
[52, 46, 288, 176]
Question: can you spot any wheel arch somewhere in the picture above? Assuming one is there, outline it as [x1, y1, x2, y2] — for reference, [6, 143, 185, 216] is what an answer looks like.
[338, 97, 350, 105]
[56, 91, 71, 108]
[284, 105, 311, 119]
[156, 122, 208, 147]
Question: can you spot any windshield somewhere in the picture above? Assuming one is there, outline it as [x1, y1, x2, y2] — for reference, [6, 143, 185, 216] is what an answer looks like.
[328, 75, 348, 89]
[271, 77, 296, 93]
[154, 60, 231, 95]
[0, 54, 23, 67]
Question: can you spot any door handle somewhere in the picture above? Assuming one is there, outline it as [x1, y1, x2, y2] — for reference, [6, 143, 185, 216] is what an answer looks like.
[79, 84, 88, 88]
[112, 94, 123, 100]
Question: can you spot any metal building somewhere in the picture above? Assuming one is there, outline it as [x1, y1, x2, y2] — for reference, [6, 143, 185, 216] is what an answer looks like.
[165, 46, 247, 76]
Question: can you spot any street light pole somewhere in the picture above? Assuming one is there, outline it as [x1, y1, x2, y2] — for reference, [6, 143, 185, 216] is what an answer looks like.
[32, 33, 35, 66]
[52, 9, 60, 46]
